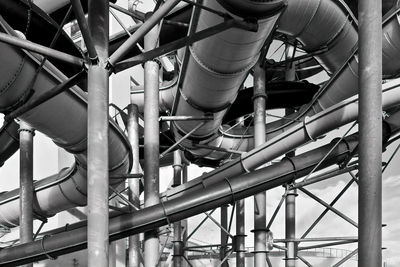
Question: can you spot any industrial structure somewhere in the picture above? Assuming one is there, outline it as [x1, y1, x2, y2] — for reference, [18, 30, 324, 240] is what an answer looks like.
[0, 0, 397, 266]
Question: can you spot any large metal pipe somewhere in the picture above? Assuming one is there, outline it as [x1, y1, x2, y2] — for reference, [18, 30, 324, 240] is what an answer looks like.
[0, 18, 131, 228]
[0, 131, 365, 266]
[163, 78, 400, 201]
[87, 1, 110, 266]
[253, 61, 267, 267]
[127, 103, 141, 267]
[19, 121, 34, 267]
[143, 18, 161, 267]
[172, 0, 283, 156]
[0, 121, 20, 167]
[358, 0, 383, 266]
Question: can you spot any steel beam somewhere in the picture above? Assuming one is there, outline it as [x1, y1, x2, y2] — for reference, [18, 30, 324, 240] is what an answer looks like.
[143, 17, 161, 267]
[127, 104, 141, 267]
[299, 188, 357, 228]
[108, 0, 181, 66]
[285, 190, 297, 267]
[0, 32, 84, 67]
[358, 0, 383, 266]
[235, 198, 245, 267]
[70, 0, 98, 61]
[253, 60, 267, 267]
[173, 150, 183, 267]
[301, 180, 355, 239]
[5, 71, 86, 122]
[113, 18, 257, 73]
[87, 1, 109, 266]
[220, 205, 229, 267]
[19, 122, 34, 267]
[285, 44, 297, 267]
[0, 134, 359, 266]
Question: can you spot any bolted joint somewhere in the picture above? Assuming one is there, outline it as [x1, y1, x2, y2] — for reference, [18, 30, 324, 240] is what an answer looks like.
[232, 235, 247, 252]
[172, 240, 184, 256]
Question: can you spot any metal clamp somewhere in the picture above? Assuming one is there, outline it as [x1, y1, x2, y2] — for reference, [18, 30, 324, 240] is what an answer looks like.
[224, 178, 236, 204]
[160, 198, 172, 227]
[303, 116, 316, 142]
[282, 156, 297, 180]
[41, 235, 57, 260]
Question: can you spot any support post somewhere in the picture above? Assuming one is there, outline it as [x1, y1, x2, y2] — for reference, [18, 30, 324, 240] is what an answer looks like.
[252, 61, 267, 267]
[358, 0, 383, 266]
[127, 104, 141, 267]
[220, 205, 229, 267]
[285, 44, 297, 267]
[173, 150, 183, 267]
[87, 1, 109, 267]
[19, 122, 34, 267]
[235, 199, 246, 267]
[285, 190, 297, 267]
[182, 163, 189, 267]
[143, 15, 160, 267]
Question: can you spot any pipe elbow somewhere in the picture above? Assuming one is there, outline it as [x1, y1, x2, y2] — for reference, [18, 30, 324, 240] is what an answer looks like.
[216, 0, 286, 19]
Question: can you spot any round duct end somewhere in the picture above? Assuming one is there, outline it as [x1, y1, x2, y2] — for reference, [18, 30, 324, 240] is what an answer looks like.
[216, 0, 286, 19]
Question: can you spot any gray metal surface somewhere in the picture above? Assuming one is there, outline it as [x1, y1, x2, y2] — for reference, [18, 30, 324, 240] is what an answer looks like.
[358, 0, 383, 266]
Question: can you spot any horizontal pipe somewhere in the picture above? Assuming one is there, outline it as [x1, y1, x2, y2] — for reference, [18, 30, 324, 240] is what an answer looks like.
[0, 19, 131, 228]
[163, 78, 400, 200]
[0, 130, 362, 265]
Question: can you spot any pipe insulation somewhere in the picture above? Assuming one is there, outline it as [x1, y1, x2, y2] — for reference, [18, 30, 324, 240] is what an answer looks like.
[0, 130, 369, 266]
[0, 18, 131, 228]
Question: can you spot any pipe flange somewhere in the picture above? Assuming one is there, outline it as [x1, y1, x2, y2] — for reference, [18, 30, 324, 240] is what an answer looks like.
[17, 128, 35, 136]
[179, 88, 232, 114]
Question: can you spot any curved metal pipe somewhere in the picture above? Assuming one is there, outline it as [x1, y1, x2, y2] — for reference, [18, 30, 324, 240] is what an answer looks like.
[171, 0, 284, 147]
[164, 78, 400, 200]
[0, 20, 131, 227]
[0, 121, 19, 167]
[190, 1, 400, 162]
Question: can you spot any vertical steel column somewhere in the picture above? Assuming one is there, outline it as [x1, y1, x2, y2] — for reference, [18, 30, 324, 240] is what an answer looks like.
[109, 239, 116, 267]
[285, 44, 297, 267]
[143, 13, 160, 267]
[127, 104, 141, 267]
[358, 1, 382, 267]
[19, 121, 34, 267]
[220, 205, 229, 267]
[235, 199, 246, 267]
[285, 190, 297, 267]
[253, 62, 267, 267]
[173, 150, 183, 267]
[87, 1, 109, 267]
[182, 163, 188, 267]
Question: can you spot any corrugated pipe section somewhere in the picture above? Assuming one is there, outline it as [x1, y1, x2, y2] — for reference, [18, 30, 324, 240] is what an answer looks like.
[195, 0, 400, 161]
[164, 77, 400, 200]
[159, 0, 359, 161]
[170, 0, 284, 154]
[0, 20, 131, 228]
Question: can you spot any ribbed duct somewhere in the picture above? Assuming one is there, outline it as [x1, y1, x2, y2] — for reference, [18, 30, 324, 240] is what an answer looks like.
[0, 18, 131, 227]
